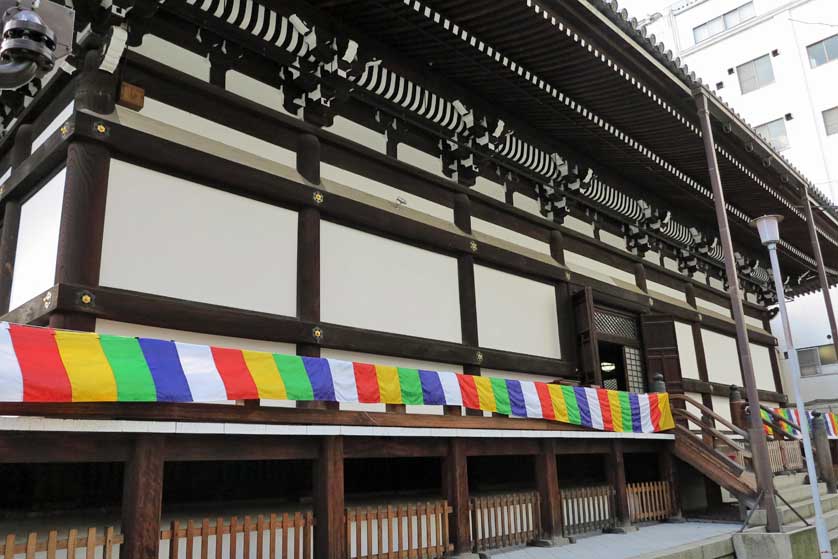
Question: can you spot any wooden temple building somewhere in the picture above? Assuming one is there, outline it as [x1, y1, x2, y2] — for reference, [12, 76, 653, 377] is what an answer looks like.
[0, 0, 837, 558]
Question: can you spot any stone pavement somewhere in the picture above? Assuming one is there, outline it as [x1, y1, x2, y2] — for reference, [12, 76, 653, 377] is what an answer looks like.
[495, 522, 740, 559]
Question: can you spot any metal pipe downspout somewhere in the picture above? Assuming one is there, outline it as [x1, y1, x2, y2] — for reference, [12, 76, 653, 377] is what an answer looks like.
[694, 90, 782, 533]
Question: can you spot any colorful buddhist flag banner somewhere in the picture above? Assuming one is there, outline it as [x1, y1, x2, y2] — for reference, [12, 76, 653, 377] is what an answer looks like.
[0, 322, 675, 433]
[765, 407, 838, 440]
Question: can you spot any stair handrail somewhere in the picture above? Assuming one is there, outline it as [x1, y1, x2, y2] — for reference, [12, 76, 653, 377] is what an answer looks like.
[674, 424, 748, 475]
[670, 394, 749, 439]
[674, 408, 752, 457]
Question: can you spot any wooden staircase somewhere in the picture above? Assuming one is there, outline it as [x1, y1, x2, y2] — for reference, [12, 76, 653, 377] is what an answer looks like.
[670, 394, 759, 504]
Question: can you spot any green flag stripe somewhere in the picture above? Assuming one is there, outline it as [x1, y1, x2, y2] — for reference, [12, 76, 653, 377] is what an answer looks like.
[561, 385, 581, 425]
[619, 392, 633, 432]
[273, 354, 314, 400]
[490, 377, 511, 416]
[397, 368, 424, 405]
[99, 335, 157, 401]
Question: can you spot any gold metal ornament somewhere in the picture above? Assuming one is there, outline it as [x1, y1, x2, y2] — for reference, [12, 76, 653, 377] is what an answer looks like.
[313, 191, 324, 205]
[470, 240, 478, 253]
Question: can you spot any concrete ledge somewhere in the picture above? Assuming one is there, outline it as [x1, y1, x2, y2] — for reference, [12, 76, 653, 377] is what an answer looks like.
[733, 526, 818, 559]
[529, 536, 571, 547]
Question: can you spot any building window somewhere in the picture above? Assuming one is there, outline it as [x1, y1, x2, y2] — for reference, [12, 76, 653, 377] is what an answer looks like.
[799, 347, 821, 377]
[737, 55, 774, 94]
[824, 106, 838, 136]
[755, 118, 789, 151]
[807, 34, 838, 68]
[798, 345, 838, 376]
[693, 2, 756, 44]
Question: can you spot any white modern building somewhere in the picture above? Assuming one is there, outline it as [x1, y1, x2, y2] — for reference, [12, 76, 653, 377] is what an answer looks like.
[634, 0, 838, 407]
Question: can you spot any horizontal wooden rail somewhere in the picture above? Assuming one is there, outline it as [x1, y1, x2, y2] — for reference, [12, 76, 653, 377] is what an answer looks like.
[670, 394, 749, 438]
[673, 408, 751, 457]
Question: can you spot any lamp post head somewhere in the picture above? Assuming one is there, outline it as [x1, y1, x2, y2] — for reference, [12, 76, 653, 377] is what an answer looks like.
[751, 214, 784, 246]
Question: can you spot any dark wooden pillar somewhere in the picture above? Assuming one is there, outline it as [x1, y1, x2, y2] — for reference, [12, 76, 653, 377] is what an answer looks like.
[50, 52, 115, 331]
[0, 124, 33, 314]
[454, 194, 481, 415]
[606, 441, 633, 532]
[658, 444, 683, 519]
[121, 435, 165, 559]
[443, 438, 471, 553]
[534, 439, 563, 542]
[685, 285, 715, 421]
[314, 436, 345, 559]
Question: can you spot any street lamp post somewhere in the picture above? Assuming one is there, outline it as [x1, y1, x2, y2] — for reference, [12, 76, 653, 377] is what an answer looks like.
[753, 214, 833, 559]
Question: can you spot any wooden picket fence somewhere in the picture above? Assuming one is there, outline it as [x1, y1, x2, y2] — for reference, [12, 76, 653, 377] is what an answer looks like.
[469, 492, 541, 551]
[626, 482, 673, 523]
[345, 501, 452, 559]
[0, 527, 122, 559]
[767, 440, 785, 474]
[560, 485, 615, 536]
[161, 512, 314, 559]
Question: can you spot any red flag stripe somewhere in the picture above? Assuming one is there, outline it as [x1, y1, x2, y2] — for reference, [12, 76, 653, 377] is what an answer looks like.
[10, 324, 72, 402]
[353, 363, 380, 403]
[458, 375, 480, 410]
[535, 383, 555, 420]
[210, 347, 259, 400]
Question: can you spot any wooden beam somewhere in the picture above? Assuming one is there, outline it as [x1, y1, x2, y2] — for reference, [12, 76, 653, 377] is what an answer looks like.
[164, 435, 318, 461]
[443, 438, 470, 554]
[314, 436, 345, 559]
[50, 283, 576, 378]
[0, 124, 33, 313]
[0, 431, 131, 463]
[534, 439, 563, 541]
[658, 443, 682, 519]
[121, 435, 165, 559]
[344, 437, 447, 458]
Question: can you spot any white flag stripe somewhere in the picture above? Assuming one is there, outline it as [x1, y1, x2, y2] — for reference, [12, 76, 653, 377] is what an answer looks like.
[0, 325, 22, 402]
[175, 343, 228, 401]
[585, 388, 604, 430]
[520, 381, 543, 419]
[639, 395, 654, 433]
[328, 359, 359, 403]
[438, 372, 463, 406]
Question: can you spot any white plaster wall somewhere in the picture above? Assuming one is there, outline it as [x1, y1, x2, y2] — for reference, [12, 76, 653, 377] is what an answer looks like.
[702, 329, 743, 387]
[129, 35, 210, 81]
[100, 160, 298, 316]
[474, 265, 561, 358]
[9, 169, 65, 309]
[138, 98, 296, 168]
[471, 218, 550, 255]
[647, 280, 687, 303]
[399, 144, 446, 179]
[32, 102, 73, 153]
[320, 221, 462, 343]
[600, 230, 627, 252]
[563, 216, 595, 237]
[472, 177, 505, 202]
[321, 163, 453, 223]
[326, 117, 387, 154]
[745, 314, 765, 329]
[512, 192, 541, 217]
[712, 394, 734, 423]
[675, 322, 702, 380]
[750, 342, 778, 392]
[696, 298, 732, 318]
[564, 251, 636, 284]
[320, 349, 461, 414]
[225, 70, 293, 117]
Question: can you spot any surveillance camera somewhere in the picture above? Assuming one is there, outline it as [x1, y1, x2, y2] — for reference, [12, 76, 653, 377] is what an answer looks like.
[0, 0, 74, 90]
